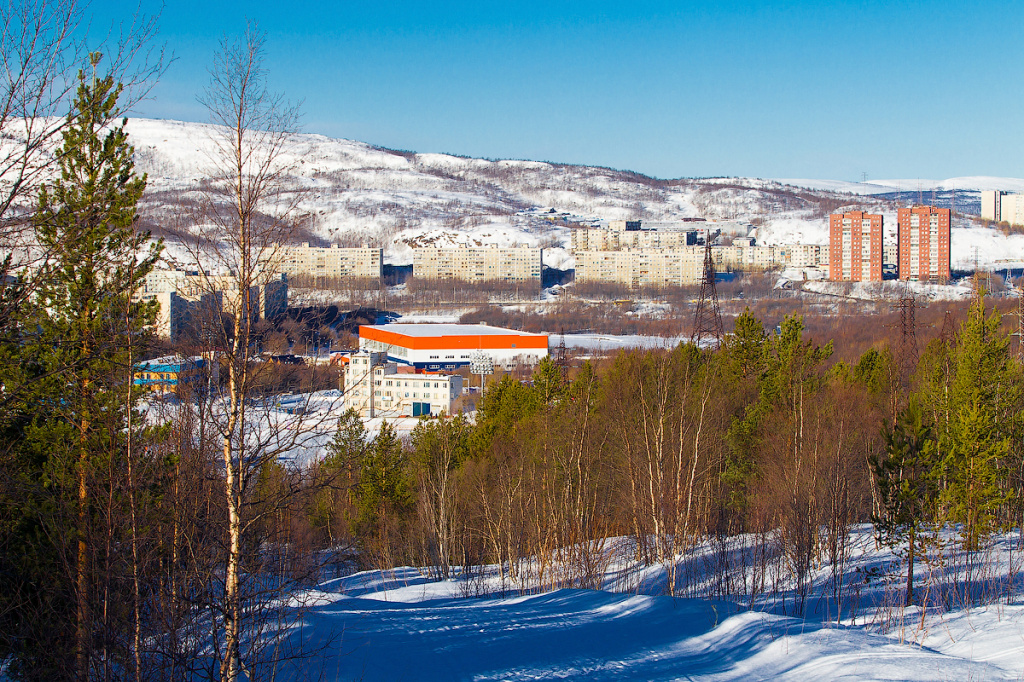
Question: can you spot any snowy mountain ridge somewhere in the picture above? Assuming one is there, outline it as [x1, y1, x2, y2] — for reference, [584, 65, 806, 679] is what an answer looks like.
[122, 118, 1024, 271]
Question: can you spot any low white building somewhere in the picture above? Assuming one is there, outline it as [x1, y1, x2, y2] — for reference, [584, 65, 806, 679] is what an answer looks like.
[343, 351, 463, 418]
[358, 323, 549, 371]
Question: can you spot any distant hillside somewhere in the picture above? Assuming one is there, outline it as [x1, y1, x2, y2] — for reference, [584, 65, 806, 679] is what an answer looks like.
[122, 118, 1024, 271]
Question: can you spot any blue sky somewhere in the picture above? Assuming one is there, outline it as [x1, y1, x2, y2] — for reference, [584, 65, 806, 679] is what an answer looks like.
[93, 1, 1023, 181]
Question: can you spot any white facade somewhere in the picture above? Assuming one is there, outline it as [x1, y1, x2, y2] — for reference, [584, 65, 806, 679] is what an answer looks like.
[572, 219, 828, 286]
[343, 351, 463, 418]
[981, 190, 1003, 221]
[575, 248, 706, 287]
[272, 244, 383, 281]
[980, 190, 1024, 226]
[412, 246, 542, 284]
[138, 268, 287, 339]
[573, 224, 699, 252]
[1003, 194, 1024, 227]
[774, 244, 828, 269]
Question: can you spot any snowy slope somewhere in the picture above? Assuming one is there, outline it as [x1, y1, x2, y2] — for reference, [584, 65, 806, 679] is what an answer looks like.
[268, 526, 1024, 681]
[280, 588, 1010, 681]
[118, 118, 1024, 270]
[779, 177, 1024, 195]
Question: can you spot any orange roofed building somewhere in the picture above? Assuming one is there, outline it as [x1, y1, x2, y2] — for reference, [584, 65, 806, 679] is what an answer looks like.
[358, 323, 549, 372]
[829, 211, 884, 282]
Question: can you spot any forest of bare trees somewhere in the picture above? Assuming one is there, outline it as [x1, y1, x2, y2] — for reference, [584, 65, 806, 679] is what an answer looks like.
[2, 3, 1024, 680]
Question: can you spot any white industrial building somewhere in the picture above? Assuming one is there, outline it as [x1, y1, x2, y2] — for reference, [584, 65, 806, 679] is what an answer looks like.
[358, 323, 549, 371]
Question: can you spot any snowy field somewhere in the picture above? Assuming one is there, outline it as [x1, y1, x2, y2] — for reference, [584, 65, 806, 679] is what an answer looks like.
[548, 333, 686, 352]
[269, 528, 1024, 680]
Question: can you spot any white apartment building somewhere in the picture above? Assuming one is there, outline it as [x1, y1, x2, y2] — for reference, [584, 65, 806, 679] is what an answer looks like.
[572, 219, 753, 253]
[1004, 195, 1024, 226]
[343, 351, 463, 418]
[572, 227, 698, 252]
[575, 248, 706, 287]
[412, 246, 542, 284]
[981, 190, 1002, 221]
[273, 243, 383, 281]
[774, 244, 828, 269]
[715, 245, 775, 270]
[981, 190, 1024, 226]
[138, 268, 288, 340]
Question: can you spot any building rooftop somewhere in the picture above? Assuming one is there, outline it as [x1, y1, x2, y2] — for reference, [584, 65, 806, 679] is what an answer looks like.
[362, 323, 546, 339]
[135, 355, 204, 370]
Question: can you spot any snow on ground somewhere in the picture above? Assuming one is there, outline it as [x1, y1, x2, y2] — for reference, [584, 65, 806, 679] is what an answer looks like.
[547, 333, 685, 351]
[279, 588, 1011, 681]
[542, 246, 573, 270]
[802, 279, 975, 302]
[390, 221, 549, 265]
[120, 118, 1024, 294]
[268, 527, 1024, 681]
[952, 225, 1024, 271]
[778, 177, 1024, 196]
[755, 217, 828, 246]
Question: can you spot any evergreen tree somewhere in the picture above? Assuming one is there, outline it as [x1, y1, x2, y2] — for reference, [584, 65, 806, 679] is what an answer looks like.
[872, 397, 938, 605]
[0, 55, 160, 680]
[356, 422, 413, 550]
[939, 299, 1016, 550]
[309, 409, 367, 544]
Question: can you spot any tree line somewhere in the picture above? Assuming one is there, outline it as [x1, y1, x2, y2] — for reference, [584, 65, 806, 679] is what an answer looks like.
[2, 6, 1023, 682]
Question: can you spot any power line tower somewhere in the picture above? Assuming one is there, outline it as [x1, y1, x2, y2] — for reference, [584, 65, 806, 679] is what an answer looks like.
[971, 246, 984, 305]
[690, 231, 724, 349]
[1017, 288, 1024, 364]
[893, 295, 922, 387]
[554, 327, 572, 379]
[939, 309, 956, 346]
[1010, 282, 1024, 364]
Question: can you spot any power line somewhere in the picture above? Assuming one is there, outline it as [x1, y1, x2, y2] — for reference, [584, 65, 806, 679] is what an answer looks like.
[690, 231, 724, 349]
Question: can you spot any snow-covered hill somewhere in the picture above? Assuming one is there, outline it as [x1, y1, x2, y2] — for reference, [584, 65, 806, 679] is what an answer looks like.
[122, 118, 1024, 271]
[268, 527, 1024, 680]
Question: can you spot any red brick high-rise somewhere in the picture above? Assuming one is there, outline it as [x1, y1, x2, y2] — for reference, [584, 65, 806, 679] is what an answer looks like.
[898, 206, 950, 281]
[829, 211, 884, 282]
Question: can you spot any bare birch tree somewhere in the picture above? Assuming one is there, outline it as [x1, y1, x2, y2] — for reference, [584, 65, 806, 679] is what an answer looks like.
[186, 25, 342, 682]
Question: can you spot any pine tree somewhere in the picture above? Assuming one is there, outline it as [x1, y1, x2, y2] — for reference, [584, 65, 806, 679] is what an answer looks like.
[13, 54, 160, 680]
[938, 299, 1016, 550]
[309, 409, 367, 545]
[872, 397, 937, 606]
[356, 422, 413, 556]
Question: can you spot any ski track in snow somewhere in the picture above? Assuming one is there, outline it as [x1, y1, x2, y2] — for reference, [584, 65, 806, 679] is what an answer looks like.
[278, 583, 1017, 681]
[263, 528, 1024, 681]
